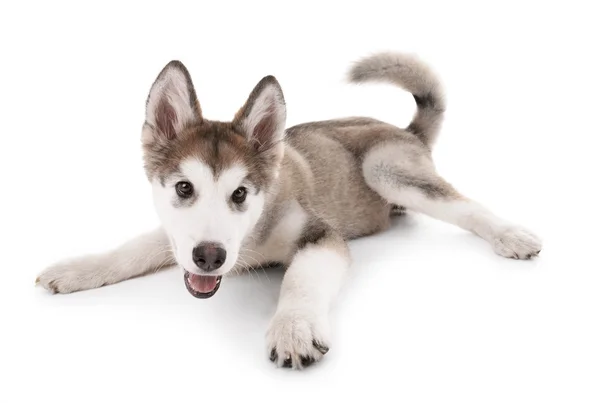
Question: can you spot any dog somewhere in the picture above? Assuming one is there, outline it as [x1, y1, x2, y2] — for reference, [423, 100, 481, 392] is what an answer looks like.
[36, 52, 542, 369]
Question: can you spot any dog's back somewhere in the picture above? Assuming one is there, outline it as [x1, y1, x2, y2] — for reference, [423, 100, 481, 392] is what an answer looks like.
[270, 53, 446, 240]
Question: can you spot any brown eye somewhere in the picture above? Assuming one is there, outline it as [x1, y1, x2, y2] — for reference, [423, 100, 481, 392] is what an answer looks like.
[231, 187, 247, 204]
[175, 181, 194, 198]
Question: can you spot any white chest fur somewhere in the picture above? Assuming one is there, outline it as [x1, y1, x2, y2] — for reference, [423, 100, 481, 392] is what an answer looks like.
[239, 200, 308, 269]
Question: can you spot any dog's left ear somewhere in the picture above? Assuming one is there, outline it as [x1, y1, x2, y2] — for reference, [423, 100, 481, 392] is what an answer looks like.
[233, 76, 286, 153]
[143, 61, 202, 143]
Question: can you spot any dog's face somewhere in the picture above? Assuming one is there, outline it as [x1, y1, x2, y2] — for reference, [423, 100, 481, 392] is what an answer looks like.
[141, 61, 286, 298]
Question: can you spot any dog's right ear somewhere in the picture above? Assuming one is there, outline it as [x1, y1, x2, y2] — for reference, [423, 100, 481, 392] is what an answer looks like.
[142, 61, 202, 143]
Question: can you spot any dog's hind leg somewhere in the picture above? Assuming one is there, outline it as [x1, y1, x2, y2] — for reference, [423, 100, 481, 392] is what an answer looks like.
[36, 227, 175, 294]
[362, 142, 542, 259]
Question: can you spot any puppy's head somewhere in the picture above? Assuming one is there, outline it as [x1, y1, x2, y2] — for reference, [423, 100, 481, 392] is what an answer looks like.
[141, 61, 286, 298]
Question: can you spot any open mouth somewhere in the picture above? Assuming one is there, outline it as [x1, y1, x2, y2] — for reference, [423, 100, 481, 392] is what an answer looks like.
[184, 271, 222, 299]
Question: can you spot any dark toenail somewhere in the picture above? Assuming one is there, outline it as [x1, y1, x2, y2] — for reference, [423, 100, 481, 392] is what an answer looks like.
[301, 355, 315, 367]
[270, 348, 277, 362]
[283, 357, 292, 368]
[312, 340, 329, 354]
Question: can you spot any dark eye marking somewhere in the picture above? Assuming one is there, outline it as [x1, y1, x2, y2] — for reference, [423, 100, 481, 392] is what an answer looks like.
[175, 181, 194, 198]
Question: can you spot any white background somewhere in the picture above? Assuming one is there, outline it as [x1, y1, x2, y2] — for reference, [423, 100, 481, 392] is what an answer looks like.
[1, 1, 599, 402]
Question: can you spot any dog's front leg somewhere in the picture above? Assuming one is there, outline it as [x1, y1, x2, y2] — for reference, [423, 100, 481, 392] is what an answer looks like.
[266, 230, 349, 369]
[36, 227, 175, 294]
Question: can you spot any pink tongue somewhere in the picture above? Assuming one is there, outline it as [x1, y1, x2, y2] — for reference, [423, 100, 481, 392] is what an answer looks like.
[187, 274, 218, 293]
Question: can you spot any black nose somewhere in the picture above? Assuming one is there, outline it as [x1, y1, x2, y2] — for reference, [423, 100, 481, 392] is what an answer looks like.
[192, 242, 227, 272]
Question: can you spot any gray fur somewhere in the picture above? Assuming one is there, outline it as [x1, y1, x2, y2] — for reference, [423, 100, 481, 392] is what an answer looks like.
[348, 52, 446, 147]
[369, 161, 451, 199]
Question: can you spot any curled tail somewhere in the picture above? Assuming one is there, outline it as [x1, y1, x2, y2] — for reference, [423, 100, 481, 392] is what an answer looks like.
[347, 52, 446, 147]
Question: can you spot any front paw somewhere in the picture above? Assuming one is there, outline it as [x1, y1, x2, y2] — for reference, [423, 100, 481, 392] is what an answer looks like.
[266, 308, 330, 369]
[492, 225, 542, 260]
[36, 256, 106, 294]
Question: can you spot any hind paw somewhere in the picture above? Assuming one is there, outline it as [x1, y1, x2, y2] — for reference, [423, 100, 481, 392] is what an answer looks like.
[492, 226, 542, 260]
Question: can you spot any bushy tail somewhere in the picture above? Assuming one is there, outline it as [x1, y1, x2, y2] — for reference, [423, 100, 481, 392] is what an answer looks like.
[348, 52, 446, 147]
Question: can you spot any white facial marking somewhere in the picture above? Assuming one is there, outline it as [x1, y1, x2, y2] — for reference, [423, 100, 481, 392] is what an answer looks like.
[151, 158, 265, 275]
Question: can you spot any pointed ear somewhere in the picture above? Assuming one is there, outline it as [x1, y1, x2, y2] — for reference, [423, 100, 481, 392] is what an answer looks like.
[143, 61, 201, 143]
[233, 76, 286, 152]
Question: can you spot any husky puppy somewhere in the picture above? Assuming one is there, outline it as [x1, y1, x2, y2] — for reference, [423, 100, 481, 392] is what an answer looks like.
[36, 52, 542, 369]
